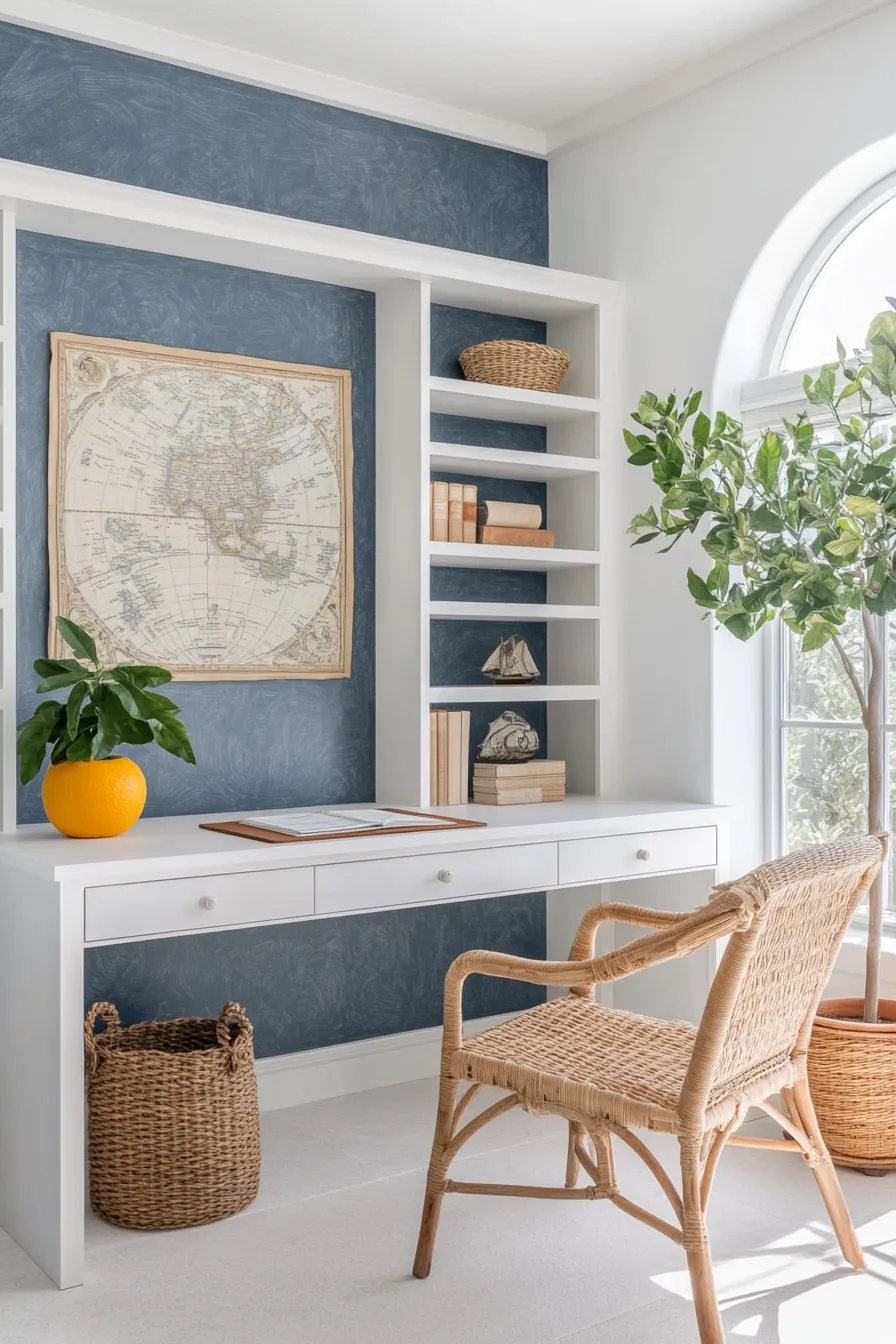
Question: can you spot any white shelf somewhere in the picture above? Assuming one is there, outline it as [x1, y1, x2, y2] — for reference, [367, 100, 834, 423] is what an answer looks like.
[430, 602, 600, 622]
[429, 684, 601, 704]
[429, 441, 599, 481]
[430, 377, 601, 425]
[2, 159, 619, 321]
[429, 541, 599, 571]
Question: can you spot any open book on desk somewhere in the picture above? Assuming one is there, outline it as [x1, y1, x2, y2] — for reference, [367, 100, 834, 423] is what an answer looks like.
[244, 808, 457, 837]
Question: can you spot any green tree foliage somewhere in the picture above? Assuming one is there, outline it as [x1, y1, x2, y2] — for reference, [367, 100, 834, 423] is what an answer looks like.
[626, 305, 896, 1021]
[17, 617, 196, 784]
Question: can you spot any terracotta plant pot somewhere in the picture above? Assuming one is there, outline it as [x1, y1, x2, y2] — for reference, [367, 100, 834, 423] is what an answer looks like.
[807, 997, 896, 1169]
[41, 757, 147, 838]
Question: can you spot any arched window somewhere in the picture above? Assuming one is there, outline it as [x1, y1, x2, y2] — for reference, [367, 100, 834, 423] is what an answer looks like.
[753, 185, 896, 911]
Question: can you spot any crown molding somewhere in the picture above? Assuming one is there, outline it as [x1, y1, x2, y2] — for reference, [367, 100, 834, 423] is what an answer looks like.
[6, 0, 893, 163]
[546, 0, 893, 153]
[0, 0, 548, 157]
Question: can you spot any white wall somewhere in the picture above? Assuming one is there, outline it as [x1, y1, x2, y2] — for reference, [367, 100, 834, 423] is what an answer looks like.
[550, 3, 896, 887]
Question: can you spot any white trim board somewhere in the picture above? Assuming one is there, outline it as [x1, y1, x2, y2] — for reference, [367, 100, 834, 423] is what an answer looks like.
[254, 1012, 513, 1112]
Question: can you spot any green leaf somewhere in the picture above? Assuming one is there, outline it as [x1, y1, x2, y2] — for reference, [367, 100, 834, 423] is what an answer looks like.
[33, 658, 87, 679]
[720, 613, 753, 641]
[54, 617, 98, 665]
[870, 344, 896, 397]
[706, 561, 730, 597]
[106, 673, 179, 721]
[64, 731, 94, 762]
[755, 431, 782, 492]
[800, 623, 835, 651]
[627, 447, 657, 466]
[66, 681, 89, 740]
[692, 411, 711, 449]
[751, 503, 784, 533]
[686, 390, 703, 416]
[844, 494, 880, 520]
[35, 670, 85, 694]
[16, 700, 66, 784]
[150, 714, 196, 765]
[824, 535, 862, 561]
[630, 531, 660, 546]
[686, 568, 718, 609]
[867, 309, 896, 354]
[111, 665, 173, 690]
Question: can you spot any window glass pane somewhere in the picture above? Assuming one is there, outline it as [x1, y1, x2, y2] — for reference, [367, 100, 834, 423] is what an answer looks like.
[780, 195, 896, 371]
[784, 727, 866, 851]
[786, 610, 863, 722]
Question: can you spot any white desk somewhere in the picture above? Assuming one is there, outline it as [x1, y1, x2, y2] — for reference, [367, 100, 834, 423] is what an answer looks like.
[0, 797, 727, 1288]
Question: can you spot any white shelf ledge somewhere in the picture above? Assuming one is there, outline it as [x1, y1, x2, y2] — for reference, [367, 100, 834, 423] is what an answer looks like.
[1, 160, 619, 321]
[429, 541, 599, 571]
[429, 684, 600, 703]
[430, 377, 601, 425]
[430, 602, 600, 622]
[429, 442, 599, 481]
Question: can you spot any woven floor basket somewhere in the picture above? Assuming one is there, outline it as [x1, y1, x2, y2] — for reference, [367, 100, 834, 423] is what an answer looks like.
[85, 1001, 261, 1229]
[807, 997, 896, 1168]
[459, 339, 570, 393]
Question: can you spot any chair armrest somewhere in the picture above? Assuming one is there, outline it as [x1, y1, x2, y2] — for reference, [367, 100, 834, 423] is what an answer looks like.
[440, 897, 752, 1052]
[567, 901, 689, 962]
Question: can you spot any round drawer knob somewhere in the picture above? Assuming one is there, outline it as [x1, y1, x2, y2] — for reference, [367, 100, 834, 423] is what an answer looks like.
[199, 895, 217, 911]
[636, 849, 651, 862]
[437, 869, 453, 884]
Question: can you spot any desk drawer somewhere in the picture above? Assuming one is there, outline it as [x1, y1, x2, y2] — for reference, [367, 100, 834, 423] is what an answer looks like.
[85, 866, 314, 942]
[315, 842, 557, 915]
[558, 827, 717, 886]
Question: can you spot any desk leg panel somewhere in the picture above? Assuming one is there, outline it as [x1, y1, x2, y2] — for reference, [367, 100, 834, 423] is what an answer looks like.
[0, 872, 85, 1288]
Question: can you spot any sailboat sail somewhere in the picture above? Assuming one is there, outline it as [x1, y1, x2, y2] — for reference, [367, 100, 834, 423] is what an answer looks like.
[481, 635, 540, 684]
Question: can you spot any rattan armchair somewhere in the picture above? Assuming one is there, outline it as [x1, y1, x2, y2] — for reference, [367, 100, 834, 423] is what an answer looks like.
[413, 835, 883, 1344]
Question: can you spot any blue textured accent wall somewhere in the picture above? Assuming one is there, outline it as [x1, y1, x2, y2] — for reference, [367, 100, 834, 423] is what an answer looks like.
[7, 22, 550, 1052]
[0, 21, 547, 264]
[16, 232, 376, 823]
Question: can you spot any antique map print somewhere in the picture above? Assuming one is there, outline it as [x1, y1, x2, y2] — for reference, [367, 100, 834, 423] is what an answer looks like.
[49, 334, 353, 679]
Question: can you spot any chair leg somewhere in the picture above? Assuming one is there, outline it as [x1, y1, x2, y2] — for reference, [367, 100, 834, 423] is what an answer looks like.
[566, 1121, 593, 1188]
[413, 1074, 459, 1279]
[784, 1080, 865, 1270]
[681, 1140, 725, 1344]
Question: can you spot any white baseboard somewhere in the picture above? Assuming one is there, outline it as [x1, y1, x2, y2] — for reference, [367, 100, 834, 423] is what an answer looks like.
[255, 1012, 513, 1112]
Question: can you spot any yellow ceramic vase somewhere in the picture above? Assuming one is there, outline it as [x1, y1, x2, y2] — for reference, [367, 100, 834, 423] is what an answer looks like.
[41, 757, 147, 838]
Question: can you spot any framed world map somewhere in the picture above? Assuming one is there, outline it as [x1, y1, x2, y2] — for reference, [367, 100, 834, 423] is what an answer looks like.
[48, 333, 353, 679]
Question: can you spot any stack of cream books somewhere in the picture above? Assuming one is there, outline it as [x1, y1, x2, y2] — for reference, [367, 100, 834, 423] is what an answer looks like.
[473, 760, 566, 805]
[430, 482, 477, 542]
[429, 710, 471, 805]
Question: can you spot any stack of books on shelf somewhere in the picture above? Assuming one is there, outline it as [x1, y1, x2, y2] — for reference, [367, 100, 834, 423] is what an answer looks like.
[478, 500, 555, 548]
[430, 481, 477, 542]
[429, 709, 471, 805]
[473, 760, 566, 806]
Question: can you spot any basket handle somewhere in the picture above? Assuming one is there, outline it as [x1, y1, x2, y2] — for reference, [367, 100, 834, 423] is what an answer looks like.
[84, 1002, 120, 1075]
[216, 1002, 253, 1072]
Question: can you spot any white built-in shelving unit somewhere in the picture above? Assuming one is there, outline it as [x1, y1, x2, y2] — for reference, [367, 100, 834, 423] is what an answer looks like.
[0, 157, 620, 828]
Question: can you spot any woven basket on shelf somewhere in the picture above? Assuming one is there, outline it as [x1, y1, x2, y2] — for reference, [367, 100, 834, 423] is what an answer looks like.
[807, 997, 896, 1168]
[459, 339, 570, 393]
[85, 1000, 261, 1230]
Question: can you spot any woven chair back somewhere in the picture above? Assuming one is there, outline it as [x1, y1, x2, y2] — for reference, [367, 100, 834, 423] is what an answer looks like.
[680, 836, 882, 1122]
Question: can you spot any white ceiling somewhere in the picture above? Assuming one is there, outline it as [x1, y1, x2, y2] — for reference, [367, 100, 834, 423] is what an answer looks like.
[2, 0, 888, 152]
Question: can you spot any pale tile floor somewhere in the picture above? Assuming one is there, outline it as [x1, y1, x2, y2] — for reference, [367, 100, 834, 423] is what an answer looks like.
[2, 1077, 896, 1342]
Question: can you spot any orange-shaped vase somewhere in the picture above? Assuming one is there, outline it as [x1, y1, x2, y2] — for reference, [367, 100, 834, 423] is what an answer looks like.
[42, 757, 147, 838]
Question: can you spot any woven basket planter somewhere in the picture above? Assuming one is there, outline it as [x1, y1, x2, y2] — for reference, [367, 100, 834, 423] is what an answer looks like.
[808, 997, 896, 1169]
[459, 339, 570, 393]
[85, 1001, 261, 1229]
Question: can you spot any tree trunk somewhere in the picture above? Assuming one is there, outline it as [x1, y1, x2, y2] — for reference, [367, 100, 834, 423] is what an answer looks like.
[862, 606, 886, 1024]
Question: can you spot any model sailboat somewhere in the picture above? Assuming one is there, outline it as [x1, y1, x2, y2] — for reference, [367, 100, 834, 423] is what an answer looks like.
[481, 635, 540, 685]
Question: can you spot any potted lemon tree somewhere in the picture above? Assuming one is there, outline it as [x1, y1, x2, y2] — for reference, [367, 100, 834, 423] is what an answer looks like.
[626, 305, 896, 1168]
[18, 616, 195, 837]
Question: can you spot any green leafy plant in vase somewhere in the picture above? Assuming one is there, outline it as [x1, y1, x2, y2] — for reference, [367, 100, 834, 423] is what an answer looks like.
[18, 616, 196, 838]
[624, 302, 896, 1168]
